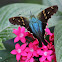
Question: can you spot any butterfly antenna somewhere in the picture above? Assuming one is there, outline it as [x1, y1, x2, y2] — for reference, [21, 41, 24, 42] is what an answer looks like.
[40, 8, 42, 11]
[30, 11, 32, 16]
[18, 14, 21, 16]
[30, 11, 35, 18]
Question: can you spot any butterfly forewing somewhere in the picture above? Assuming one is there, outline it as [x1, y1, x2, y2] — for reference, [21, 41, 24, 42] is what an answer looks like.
[37, 5, 58, 36]
[9, 17, 29, 28]
[37, 5, 58, 23]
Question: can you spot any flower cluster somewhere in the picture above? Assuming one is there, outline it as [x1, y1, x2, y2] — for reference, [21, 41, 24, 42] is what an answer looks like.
[10, 26, 56, 62]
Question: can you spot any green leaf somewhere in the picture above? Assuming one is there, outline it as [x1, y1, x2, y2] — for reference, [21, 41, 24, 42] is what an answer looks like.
[48, 16, 62, 27]
[20, 0, 42, 4]
[3, 36, 34, 51]
[2, 38, 15, 51]
[0, 50, 14, 62]
[0, 3, 61, 43]
[54, 21, 62, 62]
[42, 0, 62, 12]
[3, 57, 17, 62]
[0, 38, 5, 50]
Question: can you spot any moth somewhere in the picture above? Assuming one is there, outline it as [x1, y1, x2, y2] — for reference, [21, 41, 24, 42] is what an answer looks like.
[9, 5, 58, 46]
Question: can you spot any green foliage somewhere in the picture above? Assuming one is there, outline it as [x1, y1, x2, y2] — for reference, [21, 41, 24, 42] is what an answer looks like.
[0, 50, 16, 62]
[21, 0, 42, 4]
[0, 38, 5, 50]
[54, 21, 62, 62]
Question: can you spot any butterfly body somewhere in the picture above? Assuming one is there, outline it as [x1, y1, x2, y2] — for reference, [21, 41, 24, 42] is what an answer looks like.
[29, 17, 42, 36]
[9, 5, 58, 46]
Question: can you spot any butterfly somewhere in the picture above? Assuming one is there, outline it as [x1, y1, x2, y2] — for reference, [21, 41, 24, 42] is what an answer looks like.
[9, 5, 58, 46]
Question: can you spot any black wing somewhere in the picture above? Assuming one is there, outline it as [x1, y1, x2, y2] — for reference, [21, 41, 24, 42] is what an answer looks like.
[9, 17, 29, 29]
[37, 5, 58, 45]
[38, 5, 58, 23]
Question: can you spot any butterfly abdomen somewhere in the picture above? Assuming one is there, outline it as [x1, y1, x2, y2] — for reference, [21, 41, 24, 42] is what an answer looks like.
[29, 17, 43, 39]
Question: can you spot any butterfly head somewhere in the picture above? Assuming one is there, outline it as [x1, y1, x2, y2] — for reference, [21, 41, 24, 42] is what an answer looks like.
[29, 11, 35, 18]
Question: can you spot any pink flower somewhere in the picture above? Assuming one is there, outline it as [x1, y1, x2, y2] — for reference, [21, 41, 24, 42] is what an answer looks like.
[41, 43, 48, 50]
[43, 60, 51, 62]
[51, 47, 57, 62]
[25, 39, 39, 58]
[45, 28, 52, 36]
[47, 42, 54, 50]
[20, 56, 35, 62]
[49, 33, 54, 42]
[51, 53, 57, 62]
[25, 57, 35, 62]
[45, 28, 54, 42]
[13, 26, 27, 43]
[37, 46, 53, 62]
[10, 43, 27, 61]
[20, 56, 27, 62]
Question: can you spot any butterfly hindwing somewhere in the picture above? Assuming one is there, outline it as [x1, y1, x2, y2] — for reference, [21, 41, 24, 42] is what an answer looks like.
[9, 17, 29, 29]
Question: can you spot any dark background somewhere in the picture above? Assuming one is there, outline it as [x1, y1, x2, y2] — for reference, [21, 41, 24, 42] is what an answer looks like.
[0, 0, 42, 8]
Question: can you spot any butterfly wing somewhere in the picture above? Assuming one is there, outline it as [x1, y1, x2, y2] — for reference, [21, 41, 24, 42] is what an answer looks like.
[37, 5, 58, 23]
[36, 5, 58, 45]
[9, 17, 29, 29]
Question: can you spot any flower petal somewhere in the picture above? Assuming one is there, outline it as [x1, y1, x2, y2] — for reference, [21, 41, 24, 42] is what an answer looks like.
[37, 49, 41, 54]
[45, 28, 52, 36]
[47, 56, 52, 61]
[27, 52, 32, 58]
[33, 39, 39, 45]
[16, 54, 21, 61]
[21, 56, 27, 60]
[21, 52, 27, 56]
[24, 32, 28, 36]
[48, 50, 53, 55]
[13, 29, 19, 35]
[30, 58, 34, 62]
[33, 51, 39, 57]
[49, 33, 54, 42]
[21, 27, 25, 33]
[38, 50, 43, 55]
[20, 37, 26, 43]
[25, 47, 30, 52]
[20, 43, 27, 50]
[15, 43, 20, 50]
[39, 56, 46, 62]
[14, 36, 20, 43]
[10, 49, 17, 55]
[18, 26, 21, 32]
[29, 42, 33, 48]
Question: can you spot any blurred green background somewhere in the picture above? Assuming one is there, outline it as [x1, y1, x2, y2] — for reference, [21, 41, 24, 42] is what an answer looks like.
[0, 0, 42, 7]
